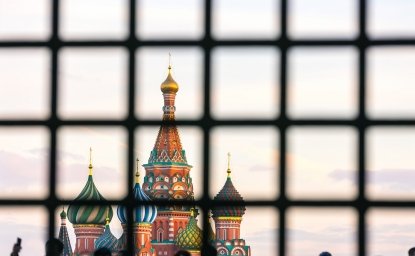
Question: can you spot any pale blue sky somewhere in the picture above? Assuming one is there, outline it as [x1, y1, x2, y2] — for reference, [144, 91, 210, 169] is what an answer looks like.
[1, 0, 415, 255]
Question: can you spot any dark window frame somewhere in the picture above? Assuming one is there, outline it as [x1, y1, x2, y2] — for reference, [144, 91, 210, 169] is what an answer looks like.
[0, 0, 414, 255]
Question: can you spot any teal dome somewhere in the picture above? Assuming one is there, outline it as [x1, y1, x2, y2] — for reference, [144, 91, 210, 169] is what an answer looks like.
[67, 174, 113, 225]
[95, 217, 118, 252]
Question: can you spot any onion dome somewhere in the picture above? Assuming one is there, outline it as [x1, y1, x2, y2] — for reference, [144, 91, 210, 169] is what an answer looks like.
[67, 148, 113, 225]
[95, 216, 118, 252]
[117, 159, 157, 224]
[211, 153, 246, 218]
[60, 208, 67, 219]
[160, 60, 179, 94]
[175, 209, 203, 251]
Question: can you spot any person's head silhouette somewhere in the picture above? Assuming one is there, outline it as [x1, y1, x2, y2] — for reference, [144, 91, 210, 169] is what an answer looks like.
[408, 247, 415, 256]
[319, 252, 332, 256]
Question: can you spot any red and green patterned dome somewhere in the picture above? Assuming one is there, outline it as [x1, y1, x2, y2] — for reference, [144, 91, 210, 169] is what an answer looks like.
[211, 154, 246, 218]
[67, 151, 113, 225]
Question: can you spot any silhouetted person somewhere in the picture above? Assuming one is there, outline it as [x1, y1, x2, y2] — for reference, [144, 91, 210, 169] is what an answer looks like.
[319, 252, 332, 256]
[202, 245, 217, 256]
[94, 247, 111, 256]
[409, 247, 415, 256]
[174, 250, 191, 256]
[10, 243, 22, 256]
[45, 238, 63, 256]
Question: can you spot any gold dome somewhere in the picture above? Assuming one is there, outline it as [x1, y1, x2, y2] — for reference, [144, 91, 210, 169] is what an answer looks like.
[160, 66, 179, 94]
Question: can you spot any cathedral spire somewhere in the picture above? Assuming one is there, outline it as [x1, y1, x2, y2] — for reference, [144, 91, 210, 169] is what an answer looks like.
[135, 158, 140, 184]
[227, 152, 232, 178]
[58, 207, 73, 256]
[88, 147, 93, 176]
[145, 62, 189, 166]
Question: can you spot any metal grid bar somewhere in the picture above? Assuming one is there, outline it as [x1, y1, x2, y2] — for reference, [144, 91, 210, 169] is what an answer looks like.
[0, 0, 414, 255]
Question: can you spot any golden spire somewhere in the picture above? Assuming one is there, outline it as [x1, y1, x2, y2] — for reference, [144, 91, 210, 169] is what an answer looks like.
[160, 53, 179, 94]
[105, 209, 110, 226]
[88, 147, 93, 176]
[227, 152, 231, 178]
[190, 208, 195, 217]
[135, 158, 140, 184]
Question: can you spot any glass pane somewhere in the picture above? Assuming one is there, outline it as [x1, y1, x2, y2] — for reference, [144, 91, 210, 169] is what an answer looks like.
[136, 47, 203, 119]
[212, 0, 280, 39]
[0, 48, 50, 119]
[0, 127, 49, 198]
[367, 127, 415, 199]
[60, 0, 128, 39]
[211, 127, 278, 200]
[288, 47, 358, 118]
[367, 47, 415, 118]
[288, 208, 357, 256]
[137, 0, 204, 39]
[0, 0, 50, 40]
[0, 207, 47, 255]
[368, 0, 415, 38]
[368, 209, 415, 256]
[288, 0, 358, 39]
[287, 127, 357, 199]
[58, 48, 128, 119]
[212, 47, 279, 119]
[57, 126, 127, 200]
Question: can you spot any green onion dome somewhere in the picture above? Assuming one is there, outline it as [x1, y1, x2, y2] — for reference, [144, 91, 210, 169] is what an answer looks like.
[67, 174, 113, 225]
[60, 208, 67, 219]
[95, 217, 118, 252]
[211, 153, 246, 218]
[175, 210, 203, 251]
[67, 152, 113, 225]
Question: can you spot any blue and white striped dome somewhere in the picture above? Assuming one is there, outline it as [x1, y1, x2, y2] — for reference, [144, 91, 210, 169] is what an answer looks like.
[117, 172, 157, 224]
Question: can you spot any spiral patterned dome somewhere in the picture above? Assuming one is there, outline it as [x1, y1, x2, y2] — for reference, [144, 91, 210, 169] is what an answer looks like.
[117, 170, 157, 224]
[95, 217, 118, 252]
[67, 174, 113, 225]
[175, 211, 202, 251]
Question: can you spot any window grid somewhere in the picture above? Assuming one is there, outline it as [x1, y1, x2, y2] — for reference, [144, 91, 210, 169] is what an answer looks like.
[0, 0, 415, 255]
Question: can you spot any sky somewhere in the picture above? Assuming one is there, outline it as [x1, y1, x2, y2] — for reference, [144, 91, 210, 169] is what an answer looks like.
[1, 0, 415, 255]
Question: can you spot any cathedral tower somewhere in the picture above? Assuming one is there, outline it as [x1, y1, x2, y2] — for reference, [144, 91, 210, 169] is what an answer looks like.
[117, 159, 158, 256]
[58, 207, 73, 256]
[67, 149, 113, 255]
[211, 153, 251, 256]
[142, 63, 194, 255]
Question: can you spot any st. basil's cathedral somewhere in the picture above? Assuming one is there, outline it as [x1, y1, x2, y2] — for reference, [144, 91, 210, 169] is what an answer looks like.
[59, 64, 252, 256]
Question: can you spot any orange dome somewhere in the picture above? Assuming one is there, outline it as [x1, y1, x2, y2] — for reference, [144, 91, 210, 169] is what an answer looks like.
[160, 66, 179, 94]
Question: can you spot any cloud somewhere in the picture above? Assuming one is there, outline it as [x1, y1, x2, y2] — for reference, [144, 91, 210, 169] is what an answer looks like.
[0, 150, 47, 197]
[329, 169, 415, 191]
[248, 164, 275, 172]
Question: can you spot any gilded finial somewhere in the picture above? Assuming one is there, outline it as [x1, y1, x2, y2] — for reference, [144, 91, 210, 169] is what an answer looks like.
[88, 147, 93, 176]
[135, 158, 140, 184]
[190, 208, 195, 217]
[168, 52, 172, 70]
[105, 209, 110, 226]
[227, 152, 231, 178]
[160, 53, 179, 94]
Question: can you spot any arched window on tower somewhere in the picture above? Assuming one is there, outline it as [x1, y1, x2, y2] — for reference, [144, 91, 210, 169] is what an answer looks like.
[157, 228, 163, 242]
